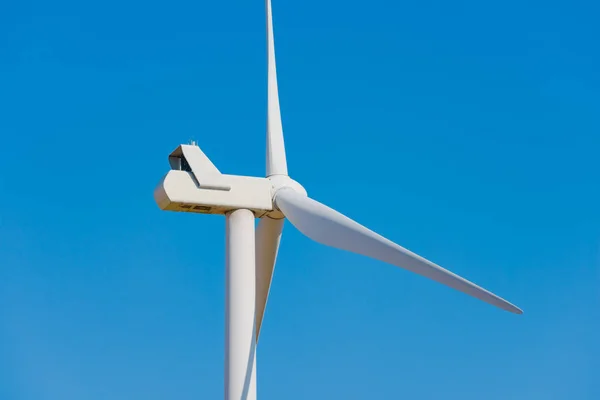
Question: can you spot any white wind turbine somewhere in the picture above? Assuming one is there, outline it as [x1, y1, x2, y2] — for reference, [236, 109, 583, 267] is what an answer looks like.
[154, 1, 522, 399]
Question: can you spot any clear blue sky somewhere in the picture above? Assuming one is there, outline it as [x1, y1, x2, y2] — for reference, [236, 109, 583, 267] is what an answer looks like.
[1, 0, 599, 399]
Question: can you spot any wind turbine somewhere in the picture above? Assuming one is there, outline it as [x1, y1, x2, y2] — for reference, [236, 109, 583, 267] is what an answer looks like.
[154, 1, 522, 399]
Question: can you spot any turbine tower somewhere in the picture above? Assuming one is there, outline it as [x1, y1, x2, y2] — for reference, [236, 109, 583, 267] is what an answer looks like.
[154, 1, 522, 399]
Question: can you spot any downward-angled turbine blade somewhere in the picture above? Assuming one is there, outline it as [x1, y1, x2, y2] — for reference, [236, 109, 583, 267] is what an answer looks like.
[255, 217, 284, 341]
[266, 0, 288, 177]
[274, 188, 522, 314]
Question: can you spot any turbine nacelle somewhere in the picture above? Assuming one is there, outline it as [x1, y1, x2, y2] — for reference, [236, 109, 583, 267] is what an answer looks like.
[154, 144, 275, 216]
[154, 143, 307, 219]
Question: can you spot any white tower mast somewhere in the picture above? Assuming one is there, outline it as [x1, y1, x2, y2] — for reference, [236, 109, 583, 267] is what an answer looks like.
[225, 209, 257, 400]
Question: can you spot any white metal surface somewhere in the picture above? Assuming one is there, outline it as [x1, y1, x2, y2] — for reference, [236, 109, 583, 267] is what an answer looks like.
[169, 144, 231, 190]
[155, 171, 273, 215]
[266, 0, 288, 177]
[155, 143, 275, 215]
[225, 209, 257, 400]
[255, 217, 284, 341]
[274, 187, 523, 314]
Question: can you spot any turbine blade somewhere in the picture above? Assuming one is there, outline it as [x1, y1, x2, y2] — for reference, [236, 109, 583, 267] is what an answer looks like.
[274, 188, 522, 314]
[255, 217, 284, 341]
[266, 0, 288, 177]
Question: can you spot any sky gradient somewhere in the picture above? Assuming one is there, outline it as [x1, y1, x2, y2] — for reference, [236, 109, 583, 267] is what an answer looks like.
[1, 0, 599, 399]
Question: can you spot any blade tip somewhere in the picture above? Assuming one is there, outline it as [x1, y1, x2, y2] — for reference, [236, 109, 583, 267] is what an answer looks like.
[506, 304, 523, 315]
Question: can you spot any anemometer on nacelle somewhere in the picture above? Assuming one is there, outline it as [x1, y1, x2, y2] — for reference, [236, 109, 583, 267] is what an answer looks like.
[154, 144, 275, 216]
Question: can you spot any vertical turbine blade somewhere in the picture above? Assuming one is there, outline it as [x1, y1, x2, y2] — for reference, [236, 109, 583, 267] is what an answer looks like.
[255, 217, 284, 341]
[266, 0, 288, 176]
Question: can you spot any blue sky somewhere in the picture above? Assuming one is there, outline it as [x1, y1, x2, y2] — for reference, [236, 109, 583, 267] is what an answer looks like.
[1, 0, 599, 399]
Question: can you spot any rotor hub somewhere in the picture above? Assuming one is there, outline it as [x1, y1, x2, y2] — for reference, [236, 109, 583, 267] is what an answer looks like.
[266, 175, 306, 218]
[268, 175, 306, 196]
